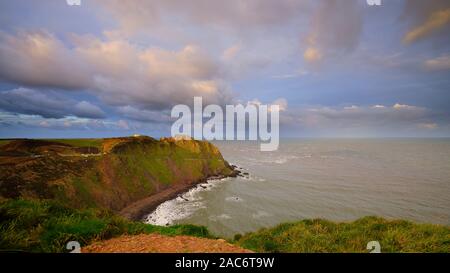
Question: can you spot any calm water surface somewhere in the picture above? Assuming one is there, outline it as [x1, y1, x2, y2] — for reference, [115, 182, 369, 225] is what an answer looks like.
[145, 139, 450, 238]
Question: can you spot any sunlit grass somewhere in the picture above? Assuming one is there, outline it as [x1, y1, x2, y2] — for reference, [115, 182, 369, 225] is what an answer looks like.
[0, 199, 212, 252]
[235, 217, 450, 253]
[0, 140, 11, 147]
[45, 139, 103, 148]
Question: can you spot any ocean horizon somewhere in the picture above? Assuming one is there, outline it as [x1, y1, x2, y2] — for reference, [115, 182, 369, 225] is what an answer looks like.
[145, 138, 450, 238]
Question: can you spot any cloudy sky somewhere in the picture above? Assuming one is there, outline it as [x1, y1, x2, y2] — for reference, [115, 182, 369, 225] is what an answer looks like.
[0, 0, 449, 138]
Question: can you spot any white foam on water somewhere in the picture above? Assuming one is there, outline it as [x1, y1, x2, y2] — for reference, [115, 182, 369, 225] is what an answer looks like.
[144, 177, 230, 226]
[252, 210, 271, 219]
[274, 158, 287, 164]
[209, 214, 232, 221]
[245, 155, 299, 165]
[225, 196, 244, 202]
[144, 198, 205, 226]
[273, 155, 299, 164]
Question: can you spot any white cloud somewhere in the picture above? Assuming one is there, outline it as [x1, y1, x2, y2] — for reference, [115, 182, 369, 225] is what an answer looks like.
[246, 98, 287, 112]
[424, 55, 450, 70]
[279, 103, 436, 136]
[0, 31, 91, 89]
[0, 31, 233, 111]
[271, 98, 288, 112]
[303, 47, 322, 63]
[95, 0, 310, 34]
[272, 69, 309, 79]
[417, 122, 438, 129]
[222, 44, 241, 61]
[344, 105, 359, 110]
[372, 105, 386, 109]
[393, 103, 418, 110]
[247, 99, 262, 107]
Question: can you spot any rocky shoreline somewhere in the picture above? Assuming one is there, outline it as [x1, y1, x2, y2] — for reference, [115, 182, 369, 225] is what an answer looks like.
[119, 166, 242, 221]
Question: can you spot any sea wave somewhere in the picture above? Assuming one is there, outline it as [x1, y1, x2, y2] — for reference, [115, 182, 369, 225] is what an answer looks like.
[209, 214, 232, 221]
[252, 210, 271, 219]
[144, 176, 231, 226]
[243, 155, 300, 165]
[225, 196, 244, 202]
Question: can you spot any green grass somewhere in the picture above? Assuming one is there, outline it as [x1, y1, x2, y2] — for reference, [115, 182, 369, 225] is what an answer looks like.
[0, 137, 232, 212]
[45, 139, 103, 148]
[71, 177, 98, 208]
[0, 138, 102, 148]
[235, 217, 450, 253]
[0, 199, 211, 253]
[112, 140, 228, 193]
[0, 140, 11, 147]
[2, 199, 449, 253]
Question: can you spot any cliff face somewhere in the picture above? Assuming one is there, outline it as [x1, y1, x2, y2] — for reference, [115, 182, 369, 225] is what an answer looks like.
[0, 136, 233, 213]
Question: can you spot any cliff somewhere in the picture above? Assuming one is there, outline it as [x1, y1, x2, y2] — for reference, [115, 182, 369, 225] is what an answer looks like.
[0, 136, 234, 218]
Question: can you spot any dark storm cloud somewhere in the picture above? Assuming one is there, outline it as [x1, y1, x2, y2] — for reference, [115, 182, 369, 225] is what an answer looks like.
[0, 88, 105, 119]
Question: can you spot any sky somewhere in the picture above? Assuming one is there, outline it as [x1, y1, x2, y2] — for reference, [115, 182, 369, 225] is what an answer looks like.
[0, 0, 449, 138]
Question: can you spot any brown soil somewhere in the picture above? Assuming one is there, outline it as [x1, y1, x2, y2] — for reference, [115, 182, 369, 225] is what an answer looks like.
[82, 233, 252, 253]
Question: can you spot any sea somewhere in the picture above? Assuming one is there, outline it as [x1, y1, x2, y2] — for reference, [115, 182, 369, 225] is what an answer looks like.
[144, 138, 450, 238]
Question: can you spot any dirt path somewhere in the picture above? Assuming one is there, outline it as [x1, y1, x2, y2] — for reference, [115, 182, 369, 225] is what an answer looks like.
[83, 234, 252, 253]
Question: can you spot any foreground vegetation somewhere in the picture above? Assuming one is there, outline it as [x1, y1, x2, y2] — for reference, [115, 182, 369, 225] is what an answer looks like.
[235, 217, 450, 253]
[0, 199, 211, 252]
[1, 199, 449, 253]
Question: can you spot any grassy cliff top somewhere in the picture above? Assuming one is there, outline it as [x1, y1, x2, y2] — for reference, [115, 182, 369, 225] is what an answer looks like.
[0, 136, 223, 155]
[235, 216, 450, 253]
[0, 136, 233, 213]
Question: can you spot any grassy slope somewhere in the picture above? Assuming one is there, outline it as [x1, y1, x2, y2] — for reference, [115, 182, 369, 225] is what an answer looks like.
[0, 199, 211, 252]
[57, 138, 233, 210]
[235, 217, 450, 253]
[45, 139, 103, 149]
[0, 140, 11, 147]
[0, 137, 235, 252]
[0, 137, 233, 211]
